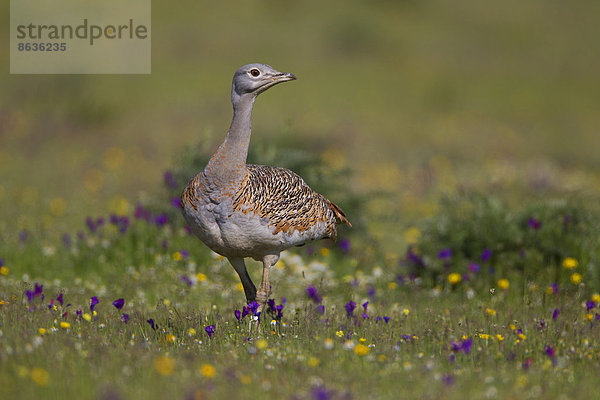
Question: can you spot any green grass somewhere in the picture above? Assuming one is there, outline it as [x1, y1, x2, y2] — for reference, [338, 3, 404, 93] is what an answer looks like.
[1, 199, 600, 399]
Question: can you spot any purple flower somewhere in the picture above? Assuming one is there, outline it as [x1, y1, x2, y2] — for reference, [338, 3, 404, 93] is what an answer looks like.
[76, 309, 82, 318]
[361, 313, 369, 320]
[62, 233, 72, 248]
[311, 386, 334, 400]
[90, 296, 99, 312]
[367, 286, 376, 298]
[545, 345, 556, 358]
[26, 283, 44, 303]
[528, 218, 541, 230]
[442, 374, 455, 386]
[451, 338, 472, 354]
[164, 171, 178, 189]
[234, 309, 241, 321]
[344, 300, 356, 317]
[338, 238, 351, 254]
[47, 299, 54, 310]
[19, 230, 29, 242]
[438, 248, 452, 260]
[134, 204, 152, 221]
[171, 196, 181, 209]
[586, 300, 595, 311]
[154, 214, 169, 227]
[468, 263, 481, 274]
[406, 247, 425, 267]
[241, 306, 250, 319]
[306, 285, 322, 304]
[481, 249, 492, 262]
[362, 301, 369, 312]
[56, 292, 64, 306]
[204, 324, 215, 338]
[147, 318, 156, 330]
[247, 301, 260, 315]
[0, 258, 3, 267]
[316, 305, 325, 315]
[523, 358, 532, 370]
[112, 298, 125, 310]
[181, 275, 193, 287]
[121, 313, 130, 323]
[552, 308, 559, 320]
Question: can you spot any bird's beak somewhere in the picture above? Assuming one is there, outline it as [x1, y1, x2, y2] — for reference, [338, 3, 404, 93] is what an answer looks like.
[273, 72, 297, 82]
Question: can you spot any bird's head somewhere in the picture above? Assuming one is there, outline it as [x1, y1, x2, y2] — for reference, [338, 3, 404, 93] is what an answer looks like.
[231, 63, 296, 104]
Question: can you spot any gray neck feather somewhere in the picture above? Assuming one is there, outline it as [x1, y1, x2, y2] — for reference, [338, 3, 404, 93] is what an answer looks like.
[205, 90, 255, 180]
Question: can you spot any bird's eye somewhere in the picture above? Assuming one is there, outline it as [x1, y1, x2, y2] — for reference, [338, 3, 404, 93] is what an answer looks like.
[250, 68, 261, 77]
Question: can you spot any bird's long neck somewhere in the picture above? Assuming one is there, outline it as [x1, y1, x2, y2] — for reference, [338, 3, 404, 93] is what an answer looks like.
[205, 94, 255, 181]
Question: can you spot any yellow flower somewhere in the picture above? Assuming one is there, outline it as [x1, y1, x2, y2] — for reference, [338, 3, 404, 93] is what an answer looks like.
[320, 247, 330, 257]
[30, 368, 49, 386]
[563, 257, 578, 269]
[496, 334, 504, 342]
[236, 283, 244, 292]
[387, 281, 397, 290]
[335, 330, 344, 338]
[498, 279, 509, 290]
[570, 272, 582, 285]
[518, 333, 526, 341]
[448, 273, 461, 285]
[354, 343, 370, 356]
[196, 272, 207, 282]
[173, 251, 182, 261]
[324, 338, 334, 349]
[256, 339, 268, 350]
[546, 286, 555, 295]
[200, 363, 216, 378]
[38, 328, 47, 336]
[479, 334, 490, 340]
[377, 354, 387, 362]
[509, 324, 516, 331]
[307, 357, 320, 367]
[83, 313, 92, 322]
[402, 308, 410, 316]
[154, 356, 175, 376]
[59, 322, 71, 329]
[240, 374, 251, 384]
[486, 308, 497, 317]
[187, 328, 197, 337]
[0, 266, 9, 276]
[592, 294, 600, 304]
[166, 334, 176, 343]
[404, 227, 421, 245]
[163, 299, 171, 307]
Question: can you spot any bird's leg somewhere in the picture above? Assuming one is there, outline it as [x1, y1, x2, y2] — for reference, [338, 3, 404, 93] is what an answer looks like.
[255, 253, 279, 315]
[228, 257, 256, 303]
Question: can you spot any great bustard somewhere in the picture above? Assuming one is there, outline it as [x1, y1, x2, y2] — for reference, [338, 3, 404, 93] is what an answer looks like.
[181, 63, 351, 314]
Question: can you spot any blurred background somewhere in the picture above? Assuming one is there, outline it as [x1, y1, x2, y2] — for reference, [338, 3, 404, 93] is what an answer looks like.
[1, 0, 599, 251]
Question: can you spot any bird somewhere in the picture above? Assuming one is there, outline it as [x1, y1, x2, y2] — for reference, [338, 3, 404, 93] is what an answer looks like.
[180, 63, 351, 314]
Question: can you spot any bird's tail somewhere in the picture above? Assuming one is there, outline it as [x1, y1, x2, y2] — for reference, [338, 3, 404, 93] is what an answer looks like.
[327, 200, 352, 228]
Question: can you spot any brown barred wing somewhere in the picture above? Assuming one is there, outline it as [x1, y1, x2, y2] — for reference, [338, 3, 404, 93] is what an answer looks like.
[232, 165, 347, 240]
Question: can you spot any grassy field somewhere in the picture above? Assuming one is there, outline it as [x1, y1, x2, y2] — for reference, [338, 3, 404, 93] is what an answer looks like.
[2, 0, 600, 399]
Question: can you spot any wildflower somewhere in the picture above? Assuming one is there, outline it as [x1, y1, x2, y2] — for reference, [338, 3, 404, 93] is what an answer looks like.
[154, 356, 175, 376]
[479, 334, 490, 340]
[518, 333, 527, 341]
[196, 272, 207, 282]
[38, 328, 47, 336]
[121, 313, 130, 323]
[181, 275, 193, 287]
[306, 285, 322, 304]
[404, 227, 421, 245]
[468, 263, 481, 274]
[448, 273, 461, 285]
[25, 283, 44, 303]
[311, 386, 335, 400]
[545, 345, 556, 358]
[354, 343, 370, 356]
[498, 279, 509, 290]
[563, 257, 578, 269]
[324, 338, 334, 349]
[204, 324, 215, 338]
[438, 248, 452, 260]
[338, 238, 351, 253]
[247, 301, 260, 315]
[166, 334, 176, 343]
[200, 363, 216, 378]
[30, 368, 49, 386]
[56, 293, 63, 306]
[147, 318, 157, 330]
[485, 308, 497, 317]
[83, 313, 92, 322]
[481, 249, 492, 262]
[240, 374, 251, 385]
[387, 282, 397, 290]
[496, 334, 504, 342]
[112, 298, 125, 310]
[60, 322, 71, 329]
[527, 218, 541, 230]
[402, 308, 410, 316]
[383, 316, 390, 323]
[592, 294, 600, 304]
[335, 330, 344, 338]
[344, 301, 356, 317]
[256, 339, 268, 350]
[552, 308, 559, 320]
[586, 313, 593, 322]
[570, 272, 582, 285]
[406, 247, 425, 267]
[173, 252, 182, 261]
[586, 300, 596, 311]
[320, 247, 330, 257]
[234, 309, 242, 321]
[89, 296, 99, 312]
[0, 266, 8, 276]
[164, 171, 178, 189]
[154, 214, 169, 227]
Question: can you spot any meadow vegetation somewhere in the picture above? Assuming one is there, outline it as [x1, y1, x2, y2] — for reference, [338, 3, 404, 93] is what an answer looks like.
[1, 0, 600, 399]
